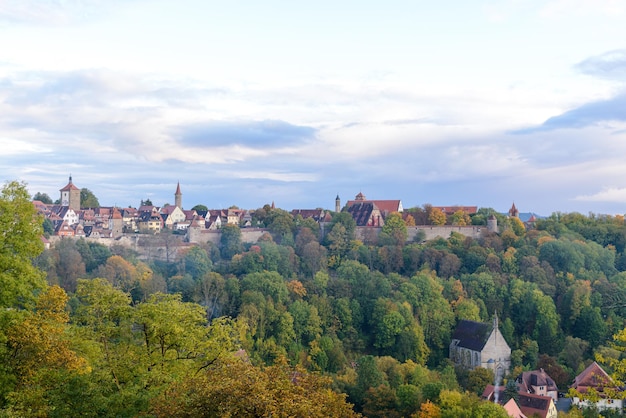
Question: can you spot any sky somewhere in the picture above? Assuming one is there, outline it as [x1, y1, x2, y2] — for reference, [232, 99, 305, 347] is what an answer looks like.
[1, 0, 626, 216]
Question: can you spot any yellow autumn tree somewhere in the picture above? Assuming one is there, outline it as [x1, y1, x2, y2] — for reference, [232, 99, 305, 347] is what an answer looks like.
[149, 356, 360, 417]
[428, 208, 446, 226]
[7, 285, 87, 379]
[451, 210, 470, 226]
[415, 400, 441, 418]
[4, 286, 89, 416]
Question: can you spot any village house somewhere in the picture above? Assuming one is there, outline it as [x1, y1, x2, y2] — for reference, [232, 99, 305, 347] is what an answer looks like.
[517, 392, 557, 418]
[449, 315, 511, 379]
[516, 369, 559, 403]
[482, 383, 556, 418]
[570, 361, 624, 413]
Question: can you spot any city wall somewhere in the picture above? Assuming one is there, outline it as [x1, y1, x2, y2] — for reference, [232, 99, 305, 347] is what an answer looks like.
[47, 225, 486, 261]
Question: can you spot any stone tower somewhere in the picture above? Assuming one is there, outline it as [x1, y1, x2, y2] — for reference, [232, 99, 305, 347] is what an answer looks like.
[335, 195, 341, 212]
[175, 181, 182, 209]
[111, 207, 123, 237]
[487, 214, 498, 233]
[59, 175, 81, 212]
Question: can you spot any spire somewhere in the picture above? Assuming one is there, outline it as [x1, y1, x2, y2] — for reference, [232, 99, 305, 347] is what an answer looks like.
[493, 311, 499, 331]
[174, 181, 182, 209]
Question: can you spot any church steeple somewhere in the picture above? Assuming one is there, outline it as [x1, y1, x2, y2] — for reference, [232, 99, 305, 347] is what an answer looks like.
[175, 181, 182, 209]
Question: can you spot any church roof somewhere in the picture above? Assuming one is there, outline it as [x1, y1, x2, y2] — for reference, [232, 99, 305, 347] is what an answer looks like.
[346, 202, 377, 226]
[451, 319, 493, 351]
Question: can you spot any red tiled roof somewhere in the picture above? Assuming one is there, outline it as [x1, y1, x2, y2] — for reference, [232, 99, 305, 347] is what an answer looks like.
[572, 361, 617, 395]
[59, 180, 79, 191]
[346, 200, 401, 214]
[518, 393, 552, 418]
[518, 369, 558, 395]
[503, 399, 528, 418]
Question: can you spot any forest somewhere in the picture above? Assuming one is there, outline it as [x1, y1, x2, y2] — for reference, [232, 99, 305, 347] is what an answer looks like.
[3, 179, 626, 417]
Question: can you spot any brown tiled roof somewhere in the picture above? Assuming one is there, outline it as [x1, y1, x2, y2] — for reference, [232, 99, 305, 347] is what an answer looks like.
[518, 369, 558, 395]
[291, 209, 325, 221]
[346, 200, 401, 215]
[347, 202, 377, 226]
[572, 362, 617, 394]
[59, 181, 79, 191]
[481, 384, 505, 403]
[518, 393, 552, 418]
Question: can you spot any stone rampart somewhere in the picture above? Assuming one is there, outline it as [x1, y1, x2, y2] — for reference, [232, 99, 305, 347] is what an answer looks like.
[355, 225, 486, 242]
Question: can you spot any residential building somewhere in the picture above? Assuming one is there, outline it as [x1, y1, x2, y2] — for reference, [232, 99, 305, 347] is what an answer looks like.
[570, 361, 624, 412]
[516, 369, 559, 403]
[518, 393, 557, 418]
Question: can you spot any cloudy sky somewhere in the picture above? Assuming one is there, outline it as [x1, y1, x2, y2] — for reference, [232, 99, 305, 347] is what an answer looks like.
[2, 0, 626, 215]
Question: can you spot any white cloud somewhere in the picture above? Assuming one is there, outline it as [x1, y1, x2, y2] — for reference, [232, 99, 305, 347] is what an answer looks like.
[575, 187, 626, 203]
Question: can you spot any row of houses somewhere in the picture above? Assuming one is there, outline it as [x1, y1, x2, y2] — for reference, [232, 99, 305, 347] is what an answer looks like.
[482, 362, 624, 418]
[36, 178, 247, 236]
[39, 177, 531, 239]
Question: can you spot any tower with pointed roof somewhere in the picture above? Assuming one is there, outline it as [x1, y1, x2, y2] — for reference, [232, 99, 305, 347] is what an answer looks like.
[60, 175, 81, 212]
[335, 195, 341, 212]
[175, 182, 182, 209]
[508, 202, 519, 218]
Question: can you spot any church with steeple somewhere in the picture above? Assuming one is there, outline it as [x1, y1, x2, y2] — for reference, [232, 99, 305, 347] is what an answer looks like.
[449, 314, 511, 379]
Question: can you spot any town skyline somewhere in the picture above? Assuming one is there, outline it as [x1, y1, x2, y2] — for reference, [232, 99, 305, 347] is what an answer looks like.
[2, 1, 626, 216]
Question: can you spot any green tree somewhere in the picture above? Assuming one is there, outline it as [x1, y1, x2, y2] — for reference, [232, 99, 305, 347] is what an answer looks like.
[266, 208, 295, 245]
[191, 204, 208, 211]
[220, 224, 243, 259]
[325, 223, 352, 267]
[466, 367, 494, 395]
[379, 212, 408, 246]
[53, 238, 87, 292]
[80, 188, 100, 208]
[180, 246, 212, 280]
[33, 191, 53, 204]
[0, 180, 46, 309]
